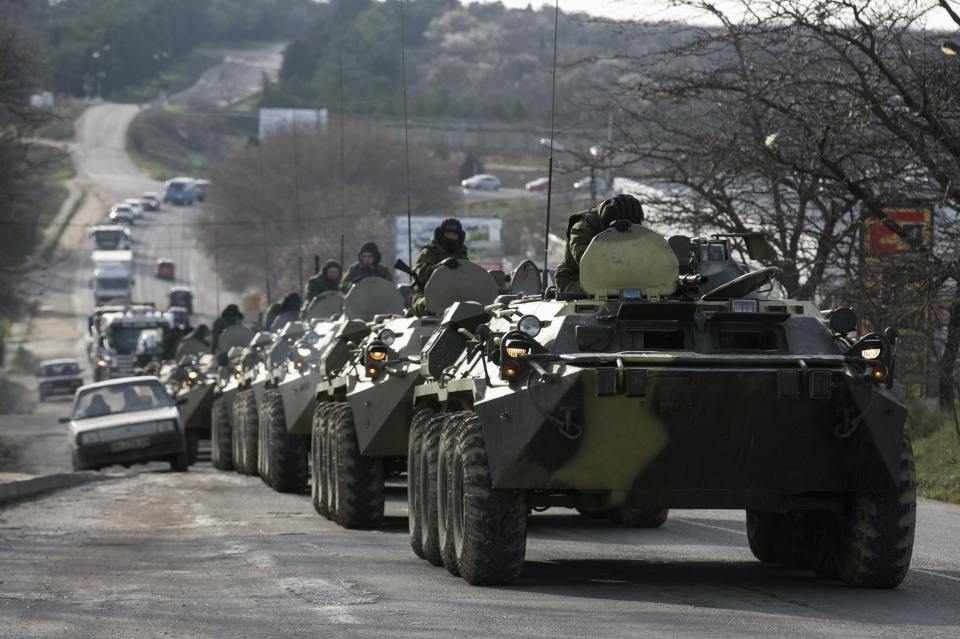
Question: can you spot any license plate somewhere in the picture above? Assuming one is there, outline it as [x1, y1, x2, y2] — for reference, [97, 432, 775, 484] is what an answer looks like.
[110, 437, 150, 453]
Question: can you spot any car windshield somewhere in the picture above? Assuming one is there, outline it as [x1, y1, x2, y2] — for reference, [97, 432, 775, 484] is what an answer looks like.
[41, 362, 79, 376]
[94, 232, 122, 248]
[73, 380, 174, 419]
[96, 278, 129, 290]
[108, 325, 147, 354]
[167, 183, 185, 193]
[170, 291, 191, 304]
[114, 206, 131, 213]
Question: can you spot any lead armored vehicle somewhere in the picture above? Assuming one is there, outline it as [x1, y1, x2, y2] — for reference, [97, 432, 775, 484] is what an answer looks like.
[408, 223, 913, 588]
[208, 323, 256, 470]
[311, 260, 500, 530]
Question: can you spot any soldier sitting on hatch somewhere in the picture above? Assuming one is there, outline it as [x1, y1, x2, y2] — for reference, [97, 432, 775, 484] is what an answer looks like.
[211, 304, 244, 354]
[341, 242, 392, 292]
[303, 260, 341, 303]
[412, 217, 468, 315]
[555, 193, 645, 294]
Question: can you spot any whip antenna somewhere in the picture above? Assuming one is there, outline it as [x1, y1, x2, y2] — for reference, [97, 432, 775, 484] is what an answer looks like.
[291, 119, 305, 294]
[400, 0, 413, 270]
[338, 44, 346, 271]
[542, 0, 560, 292]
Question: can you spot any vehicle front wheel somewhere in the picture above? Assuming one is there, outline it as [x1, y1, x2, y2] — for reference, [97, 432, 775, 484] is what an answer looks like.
[234, 389, 259, 476]
[407, 407, 435, 559]
[448, 411, 526, 585]
[210, 397, 233, 471]
[170, 450, 189, 472]
[836, 433, 916, 588]
[311, 402, 335, 518]
[330, 403, 383, 529]
[260, 390, 308, 493]
[418, 412, 445, 565]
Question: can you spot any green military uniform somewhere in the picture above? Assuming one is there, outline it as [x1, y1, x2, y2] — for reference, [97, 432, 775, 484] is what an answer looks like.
[176, 324, 209, 360]
[555, 195, 646, 294]
[412, 218, 469, 315]
[211, 304, 244, 354]
[303, 260, 341, 302]
[340, 242, 393, 292]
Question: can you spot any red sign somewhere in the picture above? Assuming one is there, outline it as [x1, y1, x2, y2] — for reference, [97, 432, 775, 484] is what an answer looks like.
[864, 207, 933, 255]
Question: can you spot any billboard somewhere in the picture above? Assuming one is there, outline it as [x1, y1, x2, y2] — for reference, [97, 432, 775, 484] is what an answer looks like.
[863, 206, 933, 256]
[395, 216, 504, 277]
[258, 108, 329, 139]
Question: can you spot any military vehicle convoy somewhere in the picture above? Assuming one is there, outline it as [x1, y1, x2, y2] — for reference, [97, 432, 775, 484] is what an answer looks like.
[311, 260, 500, 531]
[399, 225, 912, 589]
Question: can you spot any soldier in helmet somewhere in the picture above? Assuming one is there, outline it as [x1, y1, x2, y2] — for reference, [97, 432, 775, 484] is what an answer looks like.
[211, 304, 244, 354]
[555, 194, 645, 293]
[341, 242, 392, 292]
[412, 217, 468, 315]
[303, 260, 341, 303]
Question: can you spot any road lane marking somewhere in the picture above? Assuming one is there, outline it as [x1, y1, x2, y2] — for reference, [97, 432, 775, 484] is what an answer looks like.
[673, 518, 747, 536]
[913, 568, 960, 583]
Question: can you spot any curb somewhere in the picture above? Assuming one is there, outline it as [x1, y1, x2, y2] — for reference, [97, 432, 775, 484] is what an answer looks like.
[0, 472, 117, 506]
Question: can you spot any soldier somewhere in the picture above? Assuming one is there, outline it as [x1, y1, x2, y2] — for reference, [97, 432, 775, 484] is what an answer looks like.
[303, 260, 341, 303]
[211, 304, 244, 354]
[176, 324, 209, 359]
[269, 292, 301, 331]
[341, 242, 392, 292]
[555, 194, 645, 293]
[411, 218, 468, 315]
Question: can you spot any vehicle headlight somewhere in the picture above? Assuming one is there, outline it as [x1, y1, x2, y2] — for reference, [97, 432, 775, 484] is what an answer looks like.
[296, 345, 314, 358]
[187, 370, 199, 380]
[157, 420, 177, 433]
[367, 347, 388, 362]
[378, 329, 397, 347]
[732, 299, 758, 313]
[504, 343, 530, 359]
[860, 347, 882, 360]
[78, 431, 100, 446]
[96, 359, 108, 367]
[517, 315, 541, 338]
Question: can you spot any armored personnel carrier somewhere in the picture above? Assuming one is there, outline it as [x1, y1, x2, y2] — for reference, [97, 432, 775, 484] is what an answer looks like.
[208, 323, 256, 470]
[407, 223, 912, 589]
[311, 259, 503, 534]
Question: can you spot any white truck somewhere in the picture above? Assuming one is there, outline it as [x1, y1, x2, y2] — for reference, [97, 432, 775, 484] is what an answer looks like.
[90, 225, 131, 251]
[92, 250, 134, 305]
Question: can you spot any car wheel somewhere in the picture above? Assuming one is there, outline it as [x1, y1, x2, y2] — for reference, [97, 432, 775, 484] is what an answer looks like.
[170, 450, 189, 472]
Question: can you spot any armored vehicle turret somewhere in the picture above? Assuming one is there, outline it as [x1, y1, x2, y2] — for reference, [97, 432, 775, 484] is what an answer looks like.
[407, 222, 912, 589]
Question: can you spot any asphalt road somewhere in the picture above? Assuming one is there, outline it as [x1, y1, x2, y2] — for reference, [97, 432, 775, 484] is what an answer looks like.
[0, 467, 958, 638]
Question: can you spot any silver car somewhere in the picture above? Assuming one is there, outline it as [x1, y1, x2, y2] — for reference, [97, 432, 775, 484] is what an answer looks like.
[62, 376, 188, 472]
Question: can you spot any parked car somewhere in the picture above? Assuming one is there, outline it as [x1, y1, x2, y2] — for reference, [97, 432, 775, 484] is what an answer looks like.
[124, 199, 144, 219]
[194, 180, 209, 202]
[62, 376, 188, 472]
[141, 192, 161, 211]
[525, 177, 551, 192]
[109, 205, 134, 225]
[461, 173, 502, 191]
[163, 177, 197, 206]
[36, 359, 84, 401]
[155, 258, 175, 280]
[572, 176, 609, 195]
[167, 287, 193, 314]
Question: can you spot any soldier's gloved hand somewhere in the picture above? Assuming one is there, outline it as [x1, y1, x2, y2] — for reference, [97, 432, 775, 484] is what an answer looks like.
[440, 257, 459, 269]
[598, 193, 645, 227]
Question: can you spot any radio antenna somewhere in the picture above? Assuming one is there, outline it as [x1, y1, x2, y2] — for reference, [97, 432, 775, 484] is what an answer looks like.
[399, 0, 413, 271]
[542, 0, 560, 292]
[290, 118, 305, 295]
[338, 44, 346, 271]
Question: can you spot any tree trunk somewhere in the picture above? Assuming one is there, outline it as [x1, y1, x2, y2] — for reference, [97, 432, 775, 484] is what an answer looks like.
[938, 290, 960, 410]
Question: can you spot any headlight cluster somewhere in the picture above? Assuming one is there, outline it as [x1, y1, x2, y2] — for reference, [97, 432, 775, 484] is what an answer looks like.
[378, 329, 397, 346]
[365, 344, 391, 378]
[844, 334, 892, 384]
[157, 420, 178, 433]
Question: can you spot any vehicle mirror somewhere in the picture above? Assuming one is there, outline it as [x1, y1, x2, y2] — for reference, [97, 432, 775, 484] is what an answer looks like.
[177, 396, 189, 406]
[827, 307, 858, 335]
[58, 416, 70, 423]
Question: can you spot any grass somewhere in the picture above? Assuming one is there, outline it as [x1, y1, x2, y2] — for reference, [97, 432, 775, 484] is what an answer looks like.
[34, 97, 89, 141]
[127, 107, 256, 180]
[909, 402, 960, 504]
[43, 188, 87, 260]
[112, 50, 220, 104]
[26, 144, 75, 247]
[0, 375, 28, 414]
[8, 345, 37, 375]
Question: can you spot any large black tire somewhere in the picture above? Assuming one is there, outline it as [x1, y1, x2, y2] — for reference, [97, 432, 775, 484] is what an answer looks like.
[836, 434, 916, 588]
[610, 508, 669, 528]
[231, 393, 245, 473]
[259, 390, 309, 493]
[407, 407, 435, 559]
[323, 405, 338, 520]
[235, 389, 259, 476]
[418, 413, 446, 566]
[746, 510, 780, 563]
[449, 411, 527, 585]
[170, 449, 189, 472]
[437, 412, 462, 576]
[311, 402, 335, 518]
[211, 396, 233, 471]
[330, 403, 384, 529]
[185, 430, 199, 466]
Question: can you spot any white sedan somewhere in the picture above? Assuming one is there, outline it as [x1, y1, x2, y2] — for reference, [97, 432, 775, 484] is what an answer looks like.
[460, 173, 502, 191]
[62, 376, 189, 472]
[124, 199, 145, 219]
